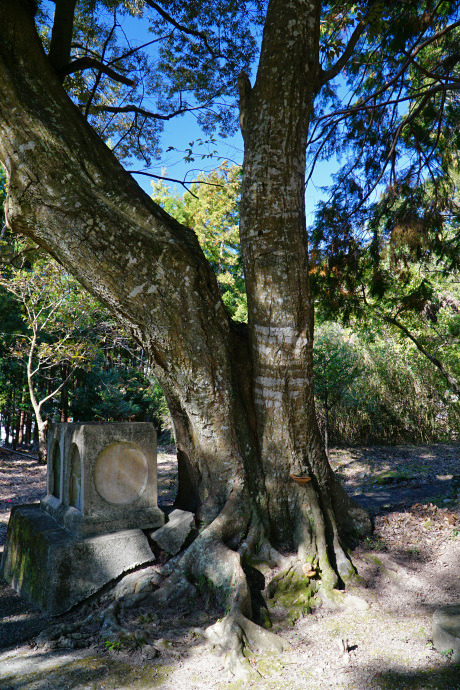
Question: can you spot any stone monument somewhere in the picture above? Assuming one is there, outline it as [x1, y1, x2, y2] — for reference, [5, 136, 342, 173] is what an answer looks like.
[1, 423, 164, 615]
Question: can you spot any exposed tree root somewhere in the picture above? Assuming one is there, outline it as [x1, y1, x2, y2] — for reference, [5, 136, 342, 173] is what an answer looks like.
[205, 611, 290, 679]
[33, 477, 371, 678]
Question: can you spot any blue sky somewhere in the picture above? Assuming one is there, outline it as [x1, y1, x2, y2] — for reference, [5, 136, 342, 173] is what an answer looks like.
[41, 1, 338, 219]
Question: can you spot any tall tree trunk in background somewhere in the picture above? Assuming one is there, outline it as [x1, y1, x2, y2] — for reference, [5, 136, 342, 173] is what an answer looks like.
[0, 0, 371, 672]
[17, 389, 26, 446]
[17, 408, 25, 446]
[4, 402, 11, 446]
[60, 363, 69, 422]
[24, 410, 32, 446]
[11, 389, 17, 450]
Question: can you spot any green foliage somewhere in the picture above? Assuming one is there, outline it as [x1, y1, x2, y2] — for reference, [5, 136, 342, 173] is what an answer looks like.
[152, 163, 247, 321]
[0, 242, 170, 437]
[313, 322, 361, 410]
[314, 321, 460, 445]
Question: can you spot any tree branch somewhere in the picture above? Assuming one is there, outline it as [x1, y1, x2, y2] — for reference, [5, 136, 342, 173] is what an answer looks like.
[61, 57, 136, 87]
[143, 0, 216, 57]
[48, 0, 77, 82]
[319, 3, 379, 86]
[91, 103, 198, 120]
[382, 314, 460, 396]
[130, 170, 223, 196]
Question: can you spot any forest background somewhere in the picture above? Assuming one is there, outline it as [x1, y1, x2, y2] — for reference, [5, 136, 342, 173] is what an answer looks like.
[1, 156, 459, 458]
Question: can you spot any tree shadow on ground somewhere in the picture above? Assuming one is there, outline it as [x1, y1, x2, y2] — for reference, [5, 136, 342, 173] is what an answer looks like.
[0, 651, 170, 690]
[351, 661, 460, 689]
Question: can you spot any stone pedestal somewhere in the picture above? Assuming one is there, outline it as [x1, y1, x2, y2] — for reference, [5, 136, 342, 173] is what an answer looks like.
[1, 505, 156, 615]
[1, 423, 165, 614]
[41, 422, 164, 537]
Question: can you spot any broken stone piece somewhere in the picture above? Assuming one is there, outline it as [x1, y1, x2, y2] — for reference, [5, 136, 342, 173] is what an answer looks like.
[143, 644, 160, 659]
[148, 509, 195, 556]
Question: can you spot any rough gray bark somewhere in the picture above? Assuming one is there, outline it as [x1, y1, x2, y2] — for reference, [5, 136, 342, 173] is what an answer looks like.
[0, 0, 371, 675]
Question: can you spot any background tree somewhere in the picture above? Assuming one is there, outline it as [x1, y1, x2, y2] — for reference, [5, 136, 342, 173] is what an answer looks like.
[0, 236, 172, 450]
[1, 0, 460, 676]
[0, 255, 99, 460]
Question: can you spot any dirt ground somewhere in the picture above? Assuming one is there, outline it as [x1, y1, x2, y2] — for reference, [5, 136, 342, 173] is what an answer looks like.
[1, 444, 460, 689]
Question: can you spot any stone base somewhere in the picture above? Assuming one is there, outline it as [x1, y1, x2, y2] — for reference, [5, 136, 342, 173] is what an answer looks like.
[1, 504, 156, 616]
[432, 604, 460, 664]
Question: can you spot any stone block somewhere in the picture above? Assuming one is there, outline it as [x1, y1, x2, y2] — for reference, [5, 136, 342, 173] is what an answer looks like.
[432, 603, 460, 663]
[41, 422, 164, 537]
[148, 509, 195, 556]
[1, 504, 155, 615]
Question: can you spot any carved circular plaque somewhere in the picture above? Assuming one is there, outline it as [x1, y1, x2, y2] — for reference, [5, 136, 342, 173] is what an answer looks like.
[94, 442, 148, 505]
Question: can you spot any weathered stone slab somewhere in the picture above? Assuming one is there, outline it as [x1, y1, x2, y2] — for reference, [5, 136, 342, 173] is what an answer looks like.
[432, 604, 460, 663]
[1, 504, 155, 616]
[148, 509, 195, 556]
[41, 423, 164, 537]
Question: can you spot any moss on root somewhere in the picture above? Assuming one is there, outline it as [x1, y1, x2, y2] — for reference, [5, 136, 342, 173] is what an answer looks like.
[265, 560, 318, 625]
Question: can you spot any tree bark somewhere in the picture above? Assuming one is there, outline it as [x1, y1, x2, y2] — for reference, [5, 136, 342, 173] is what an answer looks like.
[0, 0, 371, 673]
[24, 410, 32, 446]
[238, 0, 368, 574]
[60, 363, 69, 422]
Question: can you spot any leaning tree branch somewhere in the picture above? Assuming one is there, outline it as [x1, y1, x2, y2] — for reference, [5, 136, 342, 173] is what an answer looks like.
[317, 17, 460, 127]
[382, 314, 460, 396]
[318, 2, 380, 86]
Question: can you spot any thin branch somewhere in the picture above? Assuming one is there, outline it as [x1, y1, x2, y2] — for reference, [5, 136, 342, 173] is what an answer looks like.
[313, 82, 460, 124]
[106, 36, 170, 66]
[90, 102, 199, 120]
[84, 16, 118, 118]
[143, 0, 216, 57]
[130, 169, 222, 196]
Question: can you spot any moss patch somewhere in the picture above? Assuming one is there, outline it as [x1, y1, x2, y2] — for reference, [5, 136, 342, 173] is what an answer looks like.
[265, 562, 316, 624]
[373, 470, 412, 485]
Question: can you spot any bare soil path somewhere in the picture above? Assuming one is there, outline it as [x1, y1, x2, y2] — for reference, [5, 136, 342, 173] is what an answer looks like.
[1, 444, 460, 689]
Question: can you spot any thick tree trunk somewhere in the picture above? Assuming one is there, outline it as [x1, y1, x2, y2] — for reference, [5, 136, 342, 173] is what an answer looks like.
[0, 0, 371, 675]
[238, 0, 368, 580]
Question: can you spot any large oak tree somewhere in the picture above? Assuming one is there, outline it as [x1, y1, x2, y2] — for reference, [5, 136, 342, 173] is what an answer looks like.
[1, 0, 459, 675]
